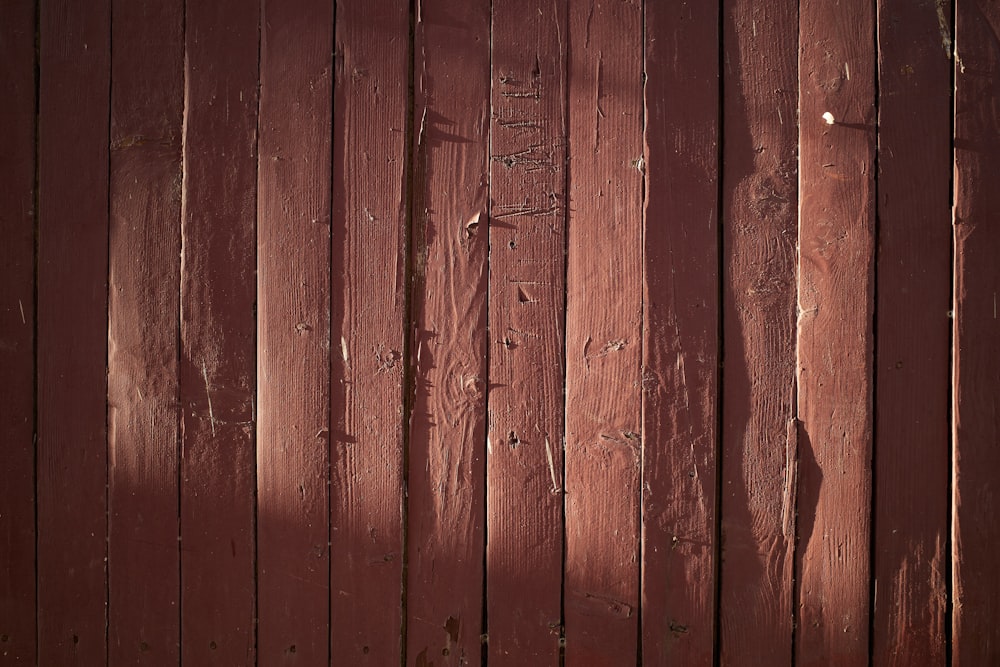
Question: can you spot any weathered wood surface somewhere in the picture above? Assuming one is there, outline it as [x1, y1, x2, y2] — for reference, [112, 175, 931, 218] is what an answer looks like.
[107, 0, 184, 661]
[36, 1, 111, 662]
[485, 0, 567, 663]
[405, 1, 491, 664]
[953, 1, 1000, 663]
[796, 0, 877, 664]
[256, 0, 333, 662]
[0, 0, 37, 661]
[563, 1, 643, 664]
[873, 0, 952, 664]
[179, 1, 259, 663]
[719, 0, 798, 664]
[330, 0, 410, 663]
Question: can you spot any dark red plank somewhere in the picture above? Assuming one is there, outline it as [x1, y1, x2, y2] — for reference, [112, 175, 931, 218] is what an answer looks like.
[0, 0, 37, 661]
[563, 1, 643, 664]
[256, 0, 333, 662]
[953, 2, 1000, 663]
[106, 0, 184, 661]
[36, 0, 110, 662]
[179, 1, 259, 663]
[406, 0, 491, 663]
[486, 0, 567, 662]
[872, 0, 952, 663]
[719, 0, 798, 663]
[330, 0, 408, 662]
[796, 1, 876, 663]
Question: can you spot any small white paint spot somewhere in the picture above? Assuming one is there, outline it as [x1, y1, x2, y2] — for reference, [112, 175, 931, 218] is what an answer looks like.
[822, 112, 836, 125]
[341, 336, 350, 364]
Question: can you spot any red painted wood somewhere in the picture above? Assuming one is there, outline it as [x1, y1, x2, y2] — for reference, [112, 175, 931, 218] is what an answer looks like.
[486, 0, 567, 662]
[107, 0, 184, 661]
[0, 0, 37, 661]
[796, 1, 876, 663]
[872, 0, 952, 663]
[179, 1, 259, 663]
[36, 1, 110, 662]
[719, 0, 797, 663]
[406, 0, 491, 663]
[563, 1, 643, 664]
[330, 0, 409, 662]
[256, 0, 333, 662]
[953, 2, 1000, 662]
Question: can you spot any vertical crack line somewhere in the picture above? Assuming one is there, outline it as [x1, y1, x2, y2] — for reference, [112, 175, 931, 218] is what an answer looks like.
[636, 2, 647, 666]
[251, 1, 263, 661]
[399, 0, 419, 663]
[104, 3, 114, 662]
[481, 2, 494, 666]
[712, 2, 725, 666]
[869, 2, 882, 663]
[558, 2, 571, 664]
[32, 0, 41, 658]
[790, 0, 802, 664]
[177, 2, 188, 662]
[325, 3, 335, 665]
[946, 0, 957, 662]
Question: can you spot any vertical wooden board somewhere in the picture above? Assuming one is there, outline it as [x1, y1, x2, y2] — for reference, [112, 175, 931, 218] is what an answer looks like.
[719, 0, 798, 664]
[872, 0, 952, 664]
[330, 0, 408, 663]
[953, 2, 1000, 663]
[406, 0, 490, 663]
[106, 0, 184, 661]
[796, 0, 876, 664]
[563, 1, 642, 664]
[256, 0, 333, 663]
[0, 0, 36, 661]
[641, 2, 720, 665]
[486, 0, 567, 663]
[36, 0, 110, 662]
[179, 1, 258, 663]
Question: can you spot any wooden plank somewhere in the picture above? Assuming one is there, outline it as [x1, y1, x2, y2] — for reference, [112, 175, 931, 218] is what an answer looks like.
[405, 0, 491, 663]
[718, 0, 797, 663]
[486, 0, 567, 663]
[179, 1, 259, 663]
[953, 2, 1000, 663]
[106, 0, 184, 662]
[872, 0, 952, 663]
[36, 0, 110, 662]
[330, 0, 408, 662]
[795, 0, 876, 663]
[563, 1, 643, 664]
[255, 0, 333, 663]
[0, 0, 37, 661]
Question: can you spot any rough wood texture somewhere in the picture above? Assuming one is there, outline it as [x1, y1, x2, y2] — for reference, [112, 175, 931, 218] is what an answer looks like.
[179, 2, 259, 663]
[796, 0, 876, 663]
[719, 0, 798, 664]
[642, 2, 720, 665]
[405, 1, 491, 664]
[330, 0, 409, 662]
[256, 0, 333, 662]
[953, 2, 1000, 662]
[486, 0, 567, 663]
[872, 0, 952, 663]
[36, 1, 110, 662]
[563, 1, 643, 664]
[107, 0, 184, 661]
[0, 0, 37, 661]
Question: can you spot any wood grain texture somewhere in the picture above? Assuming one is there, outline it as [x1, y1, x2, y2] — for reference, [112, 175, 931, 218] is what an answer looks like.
[179, 1, 259, 663]
[330, 0, 409, 662]
[563, 1, 643, 664]
[256, 0, 333, 662]
[0, 0, 37, 661]
[872, 0, 952, 663]
[641, 2, 720, 665]
[406, 0, 491, 663]
[953, 2, 1000, 662]
[486, 0, 567, 663]
[796, 0, 876, 663]
[107, 0, 184, 661]
[719, 0, 798, 664]
[36, 0, 110, 662]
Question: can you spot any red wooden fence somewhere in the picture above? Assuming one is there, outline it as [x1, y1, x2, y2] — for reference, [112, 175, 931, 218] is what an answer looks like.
[1, 0, 998, 665]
